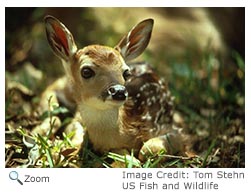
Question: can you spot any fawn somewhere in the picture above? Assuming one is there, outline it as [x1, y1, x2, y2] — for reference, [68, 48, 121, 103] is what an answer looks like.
[44, 15, 188, 161]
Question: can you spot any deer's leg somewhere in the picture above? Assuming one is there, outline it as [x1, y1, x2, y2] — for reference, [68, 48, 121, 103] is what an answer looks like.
[138, 129, 189, 161]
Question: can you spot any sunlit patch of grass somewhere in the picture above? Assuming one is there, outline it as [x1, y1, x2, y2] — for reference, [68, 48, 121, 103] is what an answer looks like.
[36, 132, 79, 168]
[33, 98, 80, 168]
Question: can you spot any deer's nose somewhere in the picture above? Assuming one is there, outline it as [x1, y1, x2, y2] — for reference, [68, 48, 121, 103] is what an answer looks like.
[108, 85, 128, 101]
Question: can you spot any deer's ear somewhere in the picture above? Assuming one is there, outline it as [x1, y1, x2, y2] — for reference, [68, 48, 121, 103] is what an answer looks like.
[115, 19, 153, 62]
[44, 15, 77, 61]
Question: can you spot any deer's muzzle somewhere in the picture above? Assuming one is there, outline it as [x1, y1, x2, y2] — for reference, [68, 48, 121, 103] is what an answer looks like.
[101, 84, 128, 102]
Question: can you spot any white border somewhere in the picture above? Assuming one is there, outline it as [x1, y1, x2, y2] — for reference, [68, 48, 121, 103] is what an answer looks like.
[245, 4, 250, 167]
[0, 6, 5, 169]
[2, 0, 247, 7]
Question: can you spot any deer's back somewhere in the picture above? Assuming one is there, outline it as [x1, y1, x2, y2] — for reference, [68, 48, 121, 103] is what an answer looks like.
[122, 62, 174, 142]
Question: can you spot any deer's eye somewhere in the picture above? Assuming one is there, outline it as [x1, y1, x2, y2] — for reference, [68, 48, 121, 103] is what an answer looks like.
[81, 67, 95, 79]
[123, 69, 132, 81]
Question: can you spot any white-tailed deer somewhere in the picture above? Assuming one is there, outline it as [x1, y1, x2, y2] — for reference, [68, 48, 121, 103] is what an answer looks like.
[44, 15, 188, 161]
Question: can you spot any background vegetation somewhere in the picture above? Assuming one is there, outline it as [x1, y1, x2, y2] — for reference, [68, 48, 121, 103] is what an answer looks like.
[5, 8, 244, 168]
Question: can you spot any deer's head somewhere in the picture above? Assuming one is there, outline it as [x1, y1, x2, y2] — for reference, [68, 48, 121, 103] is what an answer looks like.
[45, 15, 153, 110]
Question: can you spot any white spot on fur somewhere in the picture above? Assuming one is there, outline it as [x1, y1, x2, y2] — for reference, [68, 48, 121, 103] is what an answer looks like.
[141, 112, 152, 121]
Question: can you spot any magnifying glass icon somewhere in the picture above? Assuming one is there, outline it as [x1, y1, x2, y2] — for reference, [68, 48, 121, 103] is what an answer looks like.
[9, 171, 23, 185]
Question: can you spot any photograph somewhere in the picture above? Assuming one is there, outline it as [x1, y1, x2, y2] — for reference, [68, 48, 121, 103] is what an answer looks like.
[5, 7, 245, 168]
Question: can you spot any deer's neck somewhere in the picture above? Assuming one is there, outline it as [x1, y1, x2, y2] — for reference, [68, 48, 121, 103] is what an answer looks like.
[78, 104, 131, 151]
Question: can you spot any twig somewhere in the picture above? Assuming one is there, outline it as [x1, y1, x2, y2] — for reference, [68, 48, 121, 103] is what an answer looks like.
[5, 150, 14, 167]
[159, 154, 194, 160]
